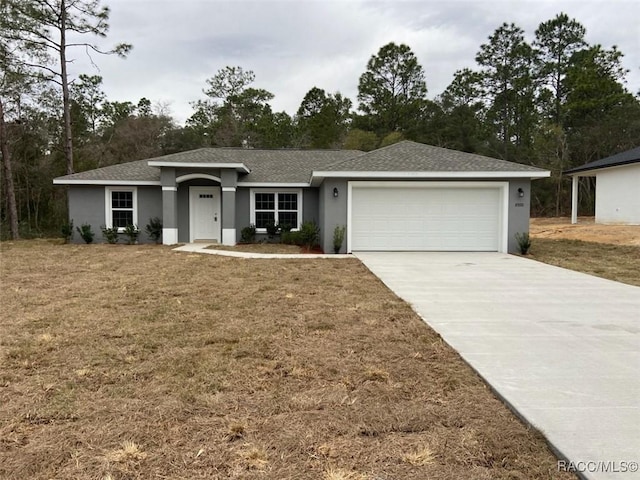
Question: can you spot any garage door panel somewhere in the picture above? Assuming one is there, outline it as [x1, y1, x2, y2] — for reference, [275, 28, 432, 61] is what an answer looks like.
[350, 185, 502, 251]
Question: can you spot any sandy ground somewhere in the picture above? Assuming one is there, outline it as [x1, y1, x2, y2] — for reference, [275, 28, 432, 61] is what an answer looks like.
[530, 217, 640, 246]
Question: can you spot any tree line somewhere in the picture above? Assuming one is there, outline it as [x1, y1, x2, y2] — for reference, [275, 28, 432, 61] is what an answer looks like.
[1, 2, 639, 239]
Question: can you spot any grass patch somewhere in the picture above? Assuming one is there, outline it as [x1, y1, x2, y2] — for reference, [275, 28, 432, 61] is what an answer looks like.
[0, 241, 575, 479]
[206, 243, 308, 254]
[530, 238, 640, 286]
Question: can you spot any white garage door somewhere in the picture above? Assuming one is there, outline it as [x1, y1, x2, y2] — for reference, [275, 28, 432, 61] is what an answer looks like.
[350, 183, 503, 251]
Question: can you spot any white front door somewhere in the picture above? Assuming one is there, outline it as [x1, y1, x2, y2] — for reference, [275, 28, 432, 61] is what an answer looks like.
[189, 187, 221, 242]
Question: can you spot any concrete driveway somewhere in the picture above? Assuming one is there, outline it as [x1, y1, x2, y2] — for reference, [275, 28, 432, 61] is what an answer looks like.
[355, 252, 640, 480]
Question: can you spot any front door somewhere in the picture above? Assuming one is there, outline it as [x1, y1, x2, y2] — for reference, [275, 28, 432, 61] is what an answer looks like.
[189, 186, 221, 242]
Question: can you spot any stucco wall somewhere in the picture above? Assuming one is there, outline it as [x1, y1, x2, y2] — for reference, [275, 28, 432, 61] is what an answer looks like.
[303, 189, 319, 225]
[67, 177, 534, 251]
[68, 187, 104, 243]
[68, 186, 161, 243]
[318, 179, 348, 253]
[235, 188, 251, 242]
[317, 178, 532, 254]
[595, 164, 640, 224]
[507, 179, 532, 253]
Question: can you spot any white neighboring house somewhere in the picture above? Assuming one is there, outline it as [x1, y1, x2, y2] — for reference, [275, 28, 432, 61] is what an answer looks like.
[565, 146, 640, 225]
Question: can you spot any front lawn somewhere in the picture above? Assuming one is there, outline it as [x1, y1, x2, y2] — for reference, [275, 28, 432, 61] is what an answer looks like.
[0, 241, 574, 479]
[529, 238, 640, 287]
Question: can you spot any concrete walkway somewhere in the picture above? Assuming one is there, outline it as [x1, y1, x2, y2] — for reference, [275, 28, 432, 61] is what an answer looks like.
[355, 252, 640, 480]
[173, 243, 351, 259]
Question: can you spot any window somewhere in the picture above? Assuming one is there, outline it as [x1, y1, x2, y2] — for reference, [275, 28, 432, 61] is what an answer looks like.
[106, 187, 138, 231]
[251, 189, 302, 231]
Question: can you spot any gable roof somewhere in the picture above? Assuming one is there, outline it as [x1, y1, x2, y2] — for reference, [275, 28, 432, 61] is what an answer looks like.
[323, 141, 547, 172]
[564, 146, 640, 175]
[52, 159, 162, 184]
[310, 141, 549, 184]
[53, 148, 362, 185]
[53, 141, 550, 186]
[218, 149, 361, 183]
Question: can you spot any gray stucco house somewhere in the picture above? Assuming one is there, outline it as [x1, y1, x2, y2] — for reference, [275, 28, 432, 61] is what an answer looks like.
[53, 141, 549, 253]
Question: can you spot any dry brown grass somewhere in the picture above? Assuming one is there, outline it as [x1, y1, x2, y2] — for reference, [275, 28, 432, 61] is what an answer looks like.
[206, 242, 307, 254]
[529, 238, 640, 286]
[530, 216, 640, 246]
[0, 240, 575, 479]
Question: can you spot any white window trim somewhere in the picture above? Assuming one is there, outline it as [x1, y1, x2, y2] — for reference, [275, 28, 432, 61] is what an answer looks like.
[105, 186, 138, 232]
[250, 188, 303, 232]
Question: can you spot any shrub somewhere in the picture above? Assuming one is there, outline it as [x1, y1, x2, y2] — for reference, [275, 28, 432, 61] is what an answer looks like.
[101, 226, 119, 244]
[279, 223, 292, 234]
[281, 230, 303, 245]
[265, 222, 279, 236]
[124, 224, 140, 245]
[76, 223, 94, 244]
[240, 224, 256, 243]
[145, 217, 163, 244]
[515, 232, 532, 255]
[299, 221, 320, 250]
[61, 219, 74, 243]
[333, 225, 346, 254]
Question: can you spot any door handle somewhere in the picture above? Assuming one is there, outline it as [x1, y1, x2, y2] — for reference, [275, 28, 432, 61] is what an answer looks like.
[214, 214, 218, 222]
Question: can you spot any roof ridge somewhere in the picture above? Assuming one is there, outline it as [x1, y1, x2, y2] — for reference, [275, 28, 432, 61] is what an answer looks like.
[322, 141, 417, 169]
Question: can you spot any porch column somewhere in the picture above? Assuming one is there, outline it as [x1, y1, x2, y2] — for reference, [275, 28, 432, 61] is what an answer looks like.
[161, 168, 178, 244]
[571, 175, 579, 224]
[221, 169, 237, 246]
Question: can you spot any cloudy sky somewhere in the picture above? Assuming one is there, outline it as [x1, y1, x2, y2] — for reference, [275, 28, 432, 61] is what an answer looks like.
[69, 0, 640, 125]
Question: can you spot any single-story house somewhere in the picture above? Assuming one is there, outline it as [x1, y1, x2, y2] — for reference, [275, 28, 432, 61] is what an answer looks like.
[53, 140, 550, 253]
[565, 146, 640, 225]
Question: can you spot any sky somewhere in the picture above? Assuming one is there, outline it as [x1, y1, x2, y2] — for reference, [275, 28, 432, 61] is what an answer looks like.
[69, 0, 640, 125]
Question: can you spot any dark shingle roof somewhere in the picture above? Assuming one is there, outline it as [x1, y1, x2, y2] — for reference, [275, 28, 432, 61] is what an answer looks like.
[321, 141, 546, 172]
[236, 149, 361, 183]
[53, 159, 161, 182]
[564, 146, 640, 175]
[53, 148, 363, 184]
[53, 141, 548, 185]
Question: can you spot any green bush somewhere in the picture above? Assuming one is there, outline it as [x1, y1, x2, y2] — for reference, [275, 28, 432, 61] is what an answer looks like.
[265, 222, 279, 236]
[101, 225, 119, 244]
[145, 217, 163, 244]
[124, 224, 140, 245]
[299, 221, 320, 250]
[281, 230, 303, 245]
[240, 224, 256, 243]
[279, 223, 292, 234]
[61, 219, 74, 243]
[515, 232, 532, 255]
[333, 225, 346, 254]
[76, 223, 94, 244]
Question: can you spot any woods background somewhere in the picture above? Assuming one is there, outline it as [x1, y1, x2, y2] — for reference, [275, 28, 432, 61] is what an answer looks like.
[1, 2, 639, 239]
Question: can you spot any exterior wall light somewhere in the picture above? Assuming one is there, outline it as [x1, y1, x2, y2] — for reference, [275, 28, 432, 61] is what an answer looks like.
[333, 187, 339, 198]
[517, 187, 525, 198]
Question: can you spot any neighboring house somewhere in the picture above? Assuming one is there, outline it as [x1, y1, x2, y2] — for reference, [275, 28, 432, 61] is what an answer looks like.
[565, 146, 640, 225]
[53, 140, 549, 253]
